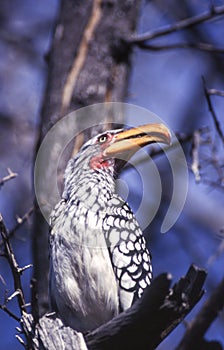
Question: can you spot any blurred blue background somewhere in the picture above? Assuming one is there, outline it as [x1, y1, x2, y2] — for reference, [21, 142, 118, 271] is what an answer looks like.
[1, 0, 224, 348]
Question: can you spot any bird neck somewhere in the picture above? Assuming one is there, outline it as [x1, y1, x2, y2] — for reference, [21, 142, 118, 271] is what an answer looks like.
[62, 158, 115, 209]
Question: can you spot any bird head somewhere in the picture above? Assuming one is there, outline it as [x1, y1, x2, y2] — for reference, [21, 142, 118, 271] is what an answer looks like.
[63, 123, 171, 204]
[76, 123, 171, 175]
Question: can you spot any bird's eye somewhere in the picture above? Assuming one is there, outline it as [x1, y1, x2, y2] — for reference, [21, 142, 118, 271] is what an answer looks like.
[98, 135, 108, 144]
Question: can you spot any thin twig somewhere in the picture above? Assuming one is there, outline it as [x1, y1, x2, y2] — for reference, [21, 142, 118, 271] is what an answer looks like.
[207, 88, 224, 97]
[0, 206, 34, 248]
[137, 42, 224, 53]
[18, 264, 33, 274]
[9, 206, 34, 237]
[130, 5, 224, 43]
[191, 130, 201, 183]
[15, 334, 26, 348]
[202, 77, 224, 145]
[7, 290, 21, 302]
[0, 168, 18, 187]
[0, 303, 20, 322]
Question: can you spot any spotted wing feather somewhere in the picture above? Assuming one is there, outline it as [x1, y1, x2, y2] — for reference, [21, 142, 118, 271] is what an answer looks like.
[103, 195, 152, 311]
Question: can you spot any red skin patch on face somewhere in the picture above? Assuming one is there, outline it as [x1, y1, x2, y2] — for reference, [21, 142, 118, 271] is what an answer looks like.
[89, 133, 114, 170]
[89, 154, 112, 170]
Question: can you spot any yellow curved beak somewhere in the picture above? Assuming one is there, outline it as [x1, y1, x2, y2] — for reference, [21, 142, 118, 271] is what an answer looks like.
[104, 123, 171, 158]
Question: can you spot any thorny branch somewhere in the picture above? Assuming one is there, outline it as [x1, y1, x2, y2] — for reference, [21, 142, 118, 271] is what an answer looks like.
[0, 214, 33, 348]
[0, 168, 18, 187]
[0, 214, 28, 317]
[203, 77, 224, 145]
[130, 5, 224, 44]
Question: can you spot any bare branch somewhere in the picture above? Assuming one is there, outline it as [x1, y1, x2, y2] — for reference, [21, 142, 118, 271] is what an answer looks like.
[176, 277, 224, 350]
[9, 206, 34, 237]
[7, 290, 21, 302]
[203, 77, 224, 145]
[191, 130, 201, 183]
[0, 213, 27, 315]
[61, 0, 102, 115]
[0, 206, 34, 248]
[22, 313, 88, 350]
[0, 168, 18, 187]
[130, 5, 224, 44]
[136, 42, 224, 54]
[18, 264, 33, 274]
[0, 303, 20, 322]
[207, 88, 224, 97]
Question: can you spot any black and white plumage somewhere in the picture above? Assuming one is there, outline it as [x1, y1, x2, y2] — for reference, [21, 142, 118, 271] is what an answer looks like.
[49, 123, 171, 332]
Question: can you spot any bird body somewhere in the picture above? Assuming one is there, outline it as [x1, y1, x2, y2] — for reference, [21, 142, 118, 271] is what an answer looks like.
[50, 160, 120, 330]
[49, 123, 171, 332]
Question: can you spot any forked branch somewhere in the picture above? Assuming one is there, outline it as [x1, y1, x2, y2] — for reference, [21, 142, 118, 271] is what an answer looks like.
[130, 5, 224, 44]
[203, 77, 224, 145]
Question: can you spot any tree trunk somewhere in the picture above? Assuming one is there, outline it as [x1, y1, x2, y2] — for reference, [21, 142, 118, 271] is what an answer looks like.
[32, 0, 141, 320]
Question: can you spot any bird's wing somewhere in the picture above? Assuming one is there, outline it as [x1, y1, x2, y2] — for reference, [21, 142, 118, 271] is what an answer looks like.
[103, 195, 152, 311]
